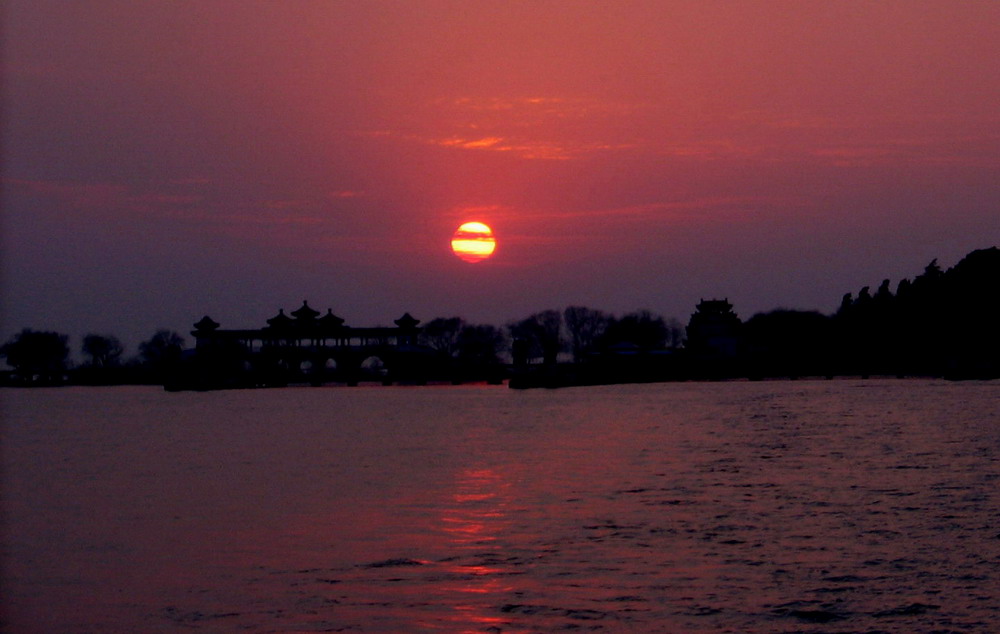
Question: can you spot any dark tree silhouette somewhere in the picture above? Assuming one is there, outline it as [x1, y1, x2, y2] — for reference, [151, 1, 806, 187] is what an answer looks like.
[830, 248, 1000, 378]
[508, 310, 563, 366]
[563, 305, 611, 362]
[420, 317, 466, 358]
[742, 310, 833, 377]
[874, 279, 893, 304]
[456, 324, 505, 366]
[921, 258, 944, 282]
[139, 330, 185, 380]
[604, 309, 671, 351]
[82, 334, 124, 368]
[895, 278, 912, 299]
[856, 286, 872, 307]
[939, 247, 1000, 377]
[0, 329, 70, 384]
[837, 292, 853, 316]
[140, 330, 185, 363]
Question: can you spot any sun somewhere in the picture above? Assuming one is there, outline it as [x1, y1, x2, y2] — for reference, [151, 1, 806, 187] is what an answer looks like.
[451, 222, 497, 263]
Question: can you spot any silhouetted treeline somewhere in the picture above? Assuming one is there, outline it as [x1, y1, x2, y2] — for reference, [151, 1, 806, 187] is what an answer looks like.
[702, 249, 995, 380]
[829, 247, 1000, 379]
[441, 247, 1000, 383]
[414, 308, 682, 383]
[507, 307, 683, 365]
[3, 247, 997, 387]
[0, 328, 185, 386]
[419, 317, 507, 382]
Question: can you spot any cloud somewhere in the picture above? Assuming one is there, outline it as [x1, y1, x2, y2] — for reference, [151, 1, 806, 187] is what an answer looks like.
[437, 136, 505, 149]
[810, 135, 1000, 168]
[443, 95, 642, 118]
[365, 94, 645, 160]
[532, 196, 784, 225]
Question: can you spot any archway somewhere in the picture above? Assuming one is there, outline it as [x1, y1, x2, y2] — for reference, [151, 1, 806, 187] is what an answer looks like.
[360, 355, 388, 378]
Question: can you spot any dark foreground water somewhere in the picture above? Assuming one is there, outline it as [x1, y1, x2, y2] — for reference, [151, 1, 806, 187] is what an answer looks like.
[2, 380, 999, 633]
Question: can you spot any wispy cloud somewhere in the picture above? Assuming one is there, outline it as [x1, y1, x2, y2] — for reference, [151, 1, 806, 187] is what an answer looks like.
[365, 94, 645, 160]
[811, 135, 1000, 168]
[328, 190, 365, 199]
[437, 136, 505, 149]
[442, 95, 646, 118]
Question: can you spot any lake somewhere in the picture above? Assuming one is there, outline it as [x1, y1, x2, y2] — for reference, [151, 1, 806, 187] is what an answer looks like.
[2, 380, 999, 632]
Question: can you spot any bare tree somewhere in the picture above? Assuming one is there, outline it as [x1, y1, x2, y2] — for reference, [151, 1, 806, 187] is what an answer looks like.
[563, 305, 611, 362]
[508, 310, 563, 365]
[139, 330, 185, 380]
[82, 334, 124, 368]
[420, 317, 466, 358]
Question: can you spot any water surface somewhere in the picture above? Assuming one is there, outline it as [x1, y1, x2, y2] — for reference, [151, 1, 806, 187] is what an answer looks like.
[3, 380, 999, 632]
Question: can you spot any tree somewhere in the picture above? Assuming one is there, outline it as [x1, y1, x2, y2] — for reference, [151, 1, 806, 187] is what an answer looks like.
[855, 286, 872, 307]
[82, 334, 124, 368]
[919, 258, 943, 282]
[937, 247, 1000, 377]
[603, 310, 670, 351]
[508, 310, 563, 365]
[742, 310, 833, 377]
[563, 305, 611, 362]
[455, 324, 505, 367]
[874, 278, 893, 304]
[0, 329, 70, 384]
[836, 292, 853, 318]
[139, 330, 185, 380]
[420, 317, 466, 358]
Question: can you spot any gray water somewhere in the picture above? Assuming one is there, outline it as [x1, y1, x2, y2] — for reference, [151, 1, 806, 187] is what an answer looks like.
[2, 380, 999, 633]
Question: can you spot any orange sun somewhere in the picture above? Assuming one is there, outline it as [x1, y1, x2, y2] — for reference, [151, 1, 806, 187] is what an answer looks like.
[451, 222, 497, 263]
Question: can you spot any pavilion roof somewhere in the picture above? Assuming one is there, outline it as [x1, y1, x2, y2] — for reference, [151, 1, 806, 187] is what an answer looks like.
[266, 308, 294, 329]
[193, 315, 220, 331]
[319, 308, 346, 328]
[291, 300, 321, 321]
[394, 312, 420, 329]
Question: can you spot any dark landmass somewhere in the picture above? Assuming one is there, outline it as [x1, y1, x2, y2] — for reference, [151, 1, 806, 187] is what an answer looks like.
[513, 247, 1000, 386]
[2, 247, 997, 389]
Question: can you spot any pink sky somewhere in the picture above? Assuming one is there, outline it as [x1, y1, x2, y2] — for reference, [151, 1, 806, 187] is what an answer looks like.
[2, 1, 998, 350]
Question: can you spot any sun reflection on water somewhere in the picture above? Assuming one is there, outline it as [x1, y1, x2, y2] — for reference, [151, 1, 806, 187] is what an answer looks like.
[438, 467, 524, 630]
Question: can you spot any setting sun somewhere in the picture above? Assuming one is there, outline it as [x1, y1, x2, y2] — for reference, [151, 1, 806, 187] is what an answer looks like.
[451, 222, 497, 263]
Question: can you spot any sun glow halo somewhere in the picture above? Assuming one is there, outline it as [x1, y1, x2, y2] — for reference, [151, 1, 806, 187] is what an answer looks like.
[451, 222, 497, 263]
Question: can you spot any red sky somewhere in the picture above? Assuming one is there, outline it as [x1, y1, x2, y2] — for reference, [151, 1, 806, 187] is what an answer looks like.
[2, 1, 998, 350]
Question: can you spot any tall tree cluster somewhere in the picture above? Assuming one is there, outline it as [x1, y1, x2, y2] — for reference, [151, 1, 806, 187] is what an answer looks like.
[833, 247, 1000, 377]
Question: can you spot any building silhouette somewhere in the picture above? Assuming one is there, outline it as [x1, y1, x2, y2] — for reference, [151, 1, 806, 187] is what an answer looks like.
[171, 301, 427, 389]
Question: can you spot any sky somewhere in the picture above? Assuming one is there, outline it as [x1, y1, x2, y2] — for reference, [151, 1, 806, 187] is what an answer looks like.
[2, 1, 999, 354]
